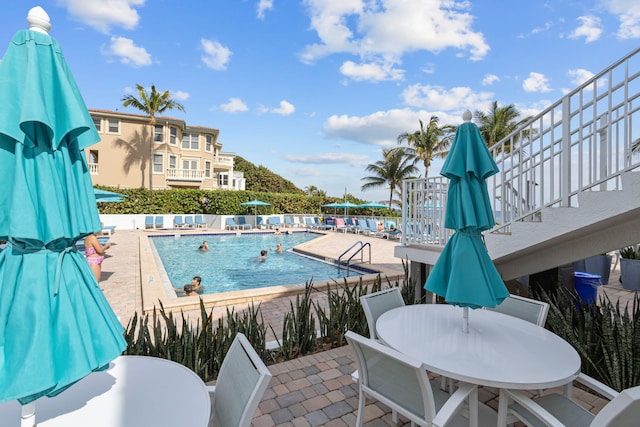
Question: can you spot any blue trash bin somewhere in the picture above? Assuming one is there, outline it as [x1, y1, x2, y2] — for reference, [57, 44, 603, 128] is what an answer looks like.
[574, 272, 602, 304]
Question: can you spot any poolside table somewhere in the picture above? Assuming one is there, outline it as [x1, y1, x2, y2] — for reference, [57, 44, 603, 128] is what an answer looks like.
[376, 304, 581, 427]
[0, 356, 211, 426]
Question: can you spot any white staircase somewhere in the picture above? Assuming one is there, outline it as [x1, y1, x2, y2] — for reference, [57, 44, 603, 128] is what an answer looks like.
[396, 46, 640, 281]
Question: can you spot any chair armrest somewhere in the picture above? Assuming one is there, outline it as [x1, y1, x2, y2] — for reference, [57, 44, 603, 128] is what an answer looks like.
[206, 385, 216, 395]
[503, 389, 565, 427]
[575, 373, 618, 400]
[432, 382, 476, 426]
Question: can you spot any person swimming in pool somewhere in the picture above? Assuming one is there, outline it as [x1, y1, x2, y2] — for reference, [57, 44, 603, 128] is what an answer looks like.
[198, 241, 209, 251]
[258, 250, 268, 261]
[275, 243, 283, 253]
[174, 276, 203, 296]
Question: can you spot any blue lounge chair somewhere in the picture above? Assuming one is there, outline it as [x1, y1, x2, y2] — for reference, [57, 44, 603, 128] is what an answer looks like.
[155, 216, 164, 229]
[145, 216, 154, 229]
[194, 215, 206, 228]
[257, 216, 267, 229]
[267, 217, 282, 229]
[226, 218, 240, 230]
[185, 216, 195, 228]
[304, 217, 316, 228]
[237, 216, 251, 229]
[173, 215, 185, 229]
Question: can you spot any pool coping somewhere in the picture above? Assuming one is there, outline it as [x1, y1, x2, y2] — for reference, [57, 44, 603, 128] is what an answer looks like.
[139, 230, 405, 314]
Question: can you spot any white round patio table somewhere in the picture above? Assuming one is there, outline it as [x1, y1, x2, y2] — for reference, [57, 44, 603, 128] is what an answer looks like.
[0, 356, 211, 427]
[376, 304, 581, 390]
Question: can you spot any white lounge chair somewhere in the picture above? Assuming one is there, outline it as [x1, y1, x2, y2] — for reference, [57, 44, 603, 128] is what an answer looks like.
[207, 333, 272, 427]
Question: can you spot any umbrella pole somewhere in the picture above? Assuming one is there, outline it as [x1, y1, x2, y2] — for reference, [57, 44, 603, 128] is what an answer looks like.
[21, 401, 35, 427]
[463, 307, 469, 333]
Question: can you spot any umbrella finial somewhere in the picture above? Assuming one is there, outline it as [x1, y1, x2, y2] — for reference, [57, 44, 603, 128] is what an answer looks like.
[27, 6, 52, 34]
[462, 110, 472, 122]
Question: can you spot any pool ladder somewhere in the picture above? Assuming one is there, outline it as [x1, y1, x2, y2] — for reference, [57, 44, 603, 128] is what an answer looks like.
[337, 241, 371, 275]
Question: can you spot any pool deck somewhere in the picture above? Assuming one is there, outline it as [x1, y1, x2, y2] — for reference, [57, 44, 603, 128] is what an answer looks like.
[99, 228, 632, 426]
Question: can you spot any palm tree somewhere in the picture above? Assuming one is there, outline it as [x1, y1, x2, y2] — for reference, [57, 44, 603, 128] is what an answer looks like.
[121, 84, 185, 189]
[113, 128, 151, 187]
[361, 147, 418, 208]
[474, 101, 532, 153]
[397, 116, 455, 178]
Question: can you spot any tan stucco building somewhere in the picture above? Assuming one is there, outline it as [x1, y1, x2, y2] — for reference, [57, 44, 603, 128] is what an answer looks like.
[87, 109, 245, 191]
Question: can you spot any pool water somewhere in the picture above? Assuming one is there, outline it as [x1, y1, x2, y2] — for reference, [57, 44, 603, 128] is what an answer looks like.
[150, 233, 362, 295]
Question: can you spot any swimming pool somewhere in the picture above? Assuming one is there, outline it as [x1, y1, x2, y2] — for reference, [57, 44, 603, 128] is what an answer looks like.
[150, 232, 363, 295]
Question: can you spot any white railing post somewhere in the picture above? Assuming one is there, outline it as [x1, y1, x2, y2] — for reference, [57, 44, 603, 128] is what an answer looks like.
[561, 97, 572, 207]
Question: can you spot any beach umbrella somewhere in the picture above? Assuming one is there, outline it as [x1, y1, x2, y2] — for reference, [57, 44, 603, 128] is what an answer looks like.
[322, 202, 341, 215]
[0, 7, 126, 423]
[94, 188, 126, 203]
[241, 199, 271, 223]
[424, 111, 509, 333]
[358, 201, 387, 217]
[333, 201, 359, 217]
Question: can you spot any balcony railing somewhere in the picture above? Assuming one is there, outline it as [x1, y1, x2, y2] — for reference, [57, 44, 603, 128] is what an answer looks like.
[166, 168, 204, 181]
[402, 47, 640, 248]
[88, 163, 99, 175]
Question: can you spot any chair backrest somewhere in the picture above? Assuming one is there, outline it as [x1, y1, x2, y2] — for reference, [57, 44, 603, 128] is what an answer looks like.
[335, 218, 346, 227]
[345, 331, 437, 423]
[174, 215, 184, 225]
[486, 294, 550, 327]
[195, 214, 205, 224]
[285, 216, 294, 225]
[237, 216, 247, 225]
[185, 216, 194, 225]
[257, 216, 265, 226]
[592, 385, 640, 426]
[155, 216, 164, 227]
[360, 288, 405, 340]
[145, 216, 154, 226]
[226, 218, 237, 227]
[268, 217, 280, 225]
[211, 333, 272, 427]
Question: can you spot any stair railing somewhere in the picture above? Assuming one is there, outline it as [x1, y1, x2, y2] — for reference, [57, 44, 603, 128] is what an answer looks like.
[337, 241, 371, 275]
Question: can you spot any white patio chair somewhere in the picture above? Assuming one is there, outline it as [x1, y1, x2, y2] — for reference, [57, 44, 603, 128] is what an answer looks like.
[346, 331, 497, 427]
[501, 372, 640, 427]
[207, 333, 272, 427]
[360, 287, 405, 340]
[485, 294, 550, 327]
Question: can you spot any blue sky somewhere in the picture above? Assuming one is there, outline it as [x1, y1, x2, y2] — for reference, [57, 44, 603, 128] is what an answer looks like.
[2, 1, 640, 203]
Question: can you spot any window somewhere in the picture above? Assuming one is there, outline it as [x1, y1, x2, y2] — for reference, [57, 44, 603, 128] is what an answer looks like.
[181, 133, 199, 150]
[218, 173, 229, 187]
[89, 150, 99, 164]
[204, 161, 211, 178]
[92, 117, 102, 132]
[168, 155, 177, 170]
[170, 127, 178, 144]
[182, 159, 198, 171]
[153, 154, 164, 173]
[107, 119, 120, 133]
[205, 135, 212, 152]
[154, 125, 164, 142]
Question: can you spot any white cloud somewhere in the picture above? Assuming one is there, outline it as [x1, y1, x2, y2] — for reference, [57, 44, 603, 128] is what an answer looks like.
[284, 153, 369, 167]
[323, 108, 461, 147]
[482, 74, 499, 86]
[290, 167, 321, 177]
[301, 0, 489, 80]
[62, 0, 145, 33]
[220, 97, 249, 113]
[257, 0, 274, 19]
[200, 39, 232, 70]
[531, 21, 554, 35]
[602, 0, 640, 39]
[522, 72, 551, 93]
[401, 84, 494, 111]
[104, 36, 152, 67]
[172, 90, 190, 101]
[567, 68, 595, 86]
[339, 60, 404, 81]
[568, 15, 603, 43]
[261, 100, 295, 116]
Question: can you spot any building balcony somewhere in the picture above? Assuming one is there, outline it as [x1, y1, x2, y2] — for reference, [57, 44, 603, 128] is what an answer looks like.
[89, 163, 99, 175]
[166, 168, 204, 182]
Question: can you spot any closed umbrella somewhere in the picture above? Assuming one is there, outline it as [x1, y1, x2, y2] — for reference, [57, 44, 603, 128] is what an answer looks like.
[424, 111, 509, 333]
[0, 6, 126, 423]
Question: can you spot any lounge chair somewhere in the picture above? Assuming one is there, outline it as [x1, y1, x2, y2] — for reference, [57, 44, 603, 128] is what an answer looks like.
[293, 216, 302, 228]
[267, 216, 282, 229]
[155, 216, 164, 229]
[237, 216, 251, 229]
[257, 216, 267, 229]
[333, 217, 349, 232]
[145, 216, 154, 229]
[194, 215, 206, 228]
[304, 217, 316, 229]
[225, 218, 240, 230]
[173, 215, 185, 229]
[284, 216, 295, 228]
[366, 219, 383, 236]
[184, 215, 195, 228]
[101, 225, 116, 236]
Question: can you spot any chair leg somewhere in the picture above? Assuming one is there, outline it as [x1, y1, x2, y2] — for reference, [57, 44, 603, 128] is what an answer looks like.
[355, 389, 366, 427]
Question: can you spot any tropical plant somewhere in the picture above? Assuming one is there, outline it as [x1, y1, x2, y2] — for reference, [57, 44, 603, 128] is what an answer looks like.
[620, 246, 640, 260]
[397, 116, 455, 177]
[474, 101, 532, 153]
[361, 147, 418, 208]
[121, 84, 185, 189]
[304, 185, 327, 197]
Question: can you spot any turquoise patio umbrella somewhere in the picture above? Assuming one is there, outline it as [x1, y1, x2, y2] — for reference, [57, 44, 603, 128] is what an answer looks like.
[0, 6, 126, 413]
[424, 111, 509, 333]
[94, 188, 126, 203]
[358, 201, 387, 217]
[241, 199, 271, 224]
[333, 201, 359, 217]
[322, 202, 341, 215]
